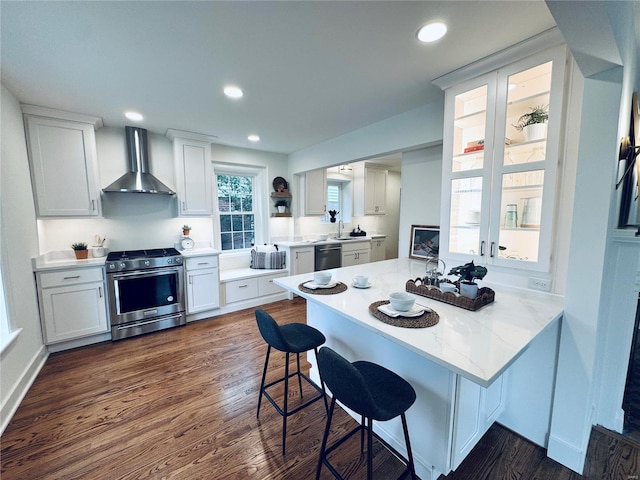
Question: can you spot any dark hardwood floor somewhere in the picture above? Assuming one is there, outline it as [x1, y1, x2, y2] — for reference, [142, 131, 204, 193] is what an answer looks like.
[2, 297, 639, 479]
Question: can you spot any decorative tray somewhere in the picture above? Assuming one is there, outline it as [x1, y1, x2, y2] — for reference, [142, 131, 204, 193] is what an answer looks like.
[405, 278, 495, 311]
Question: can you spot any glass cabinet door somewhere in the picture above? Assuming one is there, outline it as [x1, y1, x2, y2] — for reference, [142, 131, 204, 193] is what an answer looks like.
[443, 76, 495, 261]
[441, 46, 566, 272]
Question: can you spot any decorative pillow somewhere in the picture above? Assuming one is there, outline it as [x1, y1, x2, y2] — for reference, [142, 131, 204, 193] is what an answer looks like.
[250, 249, 286, 269]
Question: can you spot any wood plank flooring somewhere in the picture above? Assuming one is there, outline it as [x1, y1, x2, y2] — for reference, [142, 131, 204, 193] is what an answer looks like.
[1, 297, 639, 479]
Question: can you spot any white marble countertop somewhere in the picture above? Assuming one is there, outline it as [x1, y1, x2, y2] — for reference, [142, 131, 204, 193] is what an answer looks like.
[32, 251, 107, 271]
[274, 258, 564, 387]
[180, 247, 221, 257]
[33, 246, 221, 271]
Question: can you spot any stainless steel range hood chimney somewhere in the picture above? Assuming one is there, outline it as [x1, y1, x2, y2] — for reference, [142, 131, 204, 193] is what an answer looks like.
[103, 126, 175, 195]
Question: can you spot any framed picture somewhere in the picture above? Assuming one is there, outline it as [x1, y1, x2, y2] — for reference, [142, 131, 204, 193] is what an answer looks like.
[409, 225, 440, 260]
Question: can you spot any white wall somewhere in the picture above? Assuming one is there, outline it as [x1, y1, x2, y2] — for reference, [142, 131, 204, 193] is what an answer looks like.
[545, 0, 640, 473]
[288, 100, 444, 175]
[398, 147, 443, 259]
[0, 85, 48, 433]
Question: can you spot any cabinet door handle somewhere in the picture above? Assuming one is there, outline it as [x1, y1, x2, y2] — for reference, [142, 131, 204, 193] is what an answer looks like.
[239, 284, 248, 288]
[98, 286, 103, 298]
[197, 262, 208, 266]
[189, 275, 193, 285]
[91, 200, 96, 211]
[182, 201, 187, 211]
[490, 242, 496, 258]
[296, 252, 299, 260]
[480, 241, 486, 256]
[63, 275, 81, 280]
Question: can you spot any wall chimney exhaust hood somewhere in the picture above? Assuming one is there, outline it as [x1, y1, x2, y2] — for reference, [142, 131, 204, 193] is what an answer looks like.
[103, 126, 175, 195]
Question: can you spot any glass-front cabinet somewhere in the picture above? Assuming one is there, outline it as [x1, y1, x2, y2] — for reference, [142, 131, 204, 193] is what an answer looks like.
[441, 46, 566, 272]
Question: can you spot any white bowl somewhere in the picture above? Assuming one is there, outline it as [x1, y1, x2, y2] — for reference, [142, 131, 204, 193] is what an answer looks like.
[388, 292, 415, 312]
[317, 234, 329, 241]
[314, 272, 332, 285]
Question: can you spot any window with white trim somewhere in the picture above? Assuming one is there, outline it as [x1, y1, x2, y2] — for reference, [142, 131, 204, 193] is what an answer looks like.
[322, 181, 343, 222]
[216, 173, 256, 250]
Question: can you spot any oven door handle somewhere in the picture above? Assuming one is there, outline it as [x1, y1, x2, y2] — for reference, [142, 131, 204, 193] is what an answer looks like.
[111, 267, 182, 280]
[116, 314, 183, 331]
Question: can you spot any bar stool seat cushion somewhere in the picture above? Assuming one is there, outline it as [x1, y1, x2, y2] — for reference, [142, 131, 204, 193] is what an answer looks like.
[278, 323, 326, 353]
[353, 361, 416, 421]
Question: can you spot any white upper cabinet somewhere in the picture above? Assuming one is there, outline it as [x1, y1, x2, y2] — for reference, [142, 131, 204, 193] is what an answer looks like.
[439, 45, 567, 272]
[23, 106, 103, 217]
[354, 163, 388, 215]
[304, 168, 327, 215]
[166, 129, 216, 216]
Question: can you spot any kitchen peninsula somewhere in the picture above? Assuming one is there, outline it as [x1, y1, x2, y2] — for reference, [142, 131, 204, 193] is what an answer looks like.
[274, 258, 563, 480]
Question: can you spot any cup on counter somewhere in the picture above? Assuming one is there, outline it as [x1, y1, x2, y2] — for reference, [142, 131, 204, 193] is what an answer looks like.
[354, 275, 368, 287]
[439, 283, 459, 294]
[314, 271, 332, 285]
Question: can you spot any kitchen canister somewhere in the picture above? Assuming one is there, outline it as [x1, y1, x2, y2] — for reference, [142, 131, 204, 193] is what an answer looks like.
[505, 204, 518, 228]
[521, 197, 541, 228]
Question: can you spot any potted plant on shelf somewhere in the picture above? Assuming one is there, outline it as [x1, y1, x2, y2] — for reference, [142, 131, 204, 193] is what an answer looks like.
[448, 261, 488, 299]
[275, 200, 288, 214]
[182, 224, 191, 236]
[71, 242, 89, 260]
[513, 105, 548, 142]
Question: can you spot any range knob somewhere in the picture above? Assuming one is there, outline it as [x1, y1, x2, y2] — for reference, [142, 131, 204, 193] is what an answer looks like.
[119, 262, 126, 269]
[144, 260, 151, 267]
[175, 257, 183, 264]
[166, 258, 173, 265]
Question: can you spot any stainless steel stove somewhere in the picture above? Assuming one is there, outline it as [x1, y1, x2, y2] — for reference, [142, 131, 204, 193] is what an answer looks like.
[106, 248, 185, 340]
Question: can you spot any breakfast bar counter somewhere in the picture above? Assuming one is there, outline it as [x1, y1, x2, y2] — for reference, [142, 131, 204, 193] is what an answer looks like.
[274, 258, 563, 479]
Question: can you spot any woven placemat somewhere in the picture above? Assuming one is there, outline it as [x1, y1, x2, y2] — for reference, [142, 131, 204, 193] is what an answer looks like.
[368, 300, 439, 328]
[298, 281, 348, 295]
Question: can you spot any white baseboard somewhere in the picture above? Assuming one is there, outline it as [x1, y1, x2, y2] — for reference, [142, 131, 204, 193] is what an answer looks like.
[547, 433, 586, 475]
[46, 332, 112, 353]
[1, 345, 48, 435]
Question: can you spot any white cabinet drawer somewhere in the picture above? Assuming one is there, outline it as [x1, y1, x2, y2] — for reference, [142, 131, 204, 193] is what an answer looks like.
[186, 255, 219, 270]
[38, 267, 104, 288]
[258, 273, 287, 296]
[341, 240, 370, 253]
[224, 277, 259, 303]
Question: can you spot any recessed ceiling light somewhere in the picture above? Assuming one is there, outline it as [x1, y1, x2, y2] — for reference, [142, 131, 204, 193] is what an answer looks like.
[416, 22, 447, 43]
[125, 111, 144, 121]
[248, 134, 260, 142]
[224, 86, 244, 99]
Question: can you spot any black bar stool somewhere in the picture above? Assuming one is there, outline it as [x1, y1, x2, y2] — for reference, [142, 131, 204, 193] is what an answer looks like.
[255, 308, 328, 455]
[316, 346, 417, 480]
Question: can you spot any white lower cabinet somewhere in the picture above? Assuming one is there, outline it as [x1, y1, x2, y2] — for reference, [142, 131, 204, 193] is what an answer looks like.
[451, 374, 505, 469]
[370, 236, 386, 262]
[279, 245, 314, 275]
[225, 277, 259, 304]
[37, 267, 109, 344]
[341, 240, 370, 267]
[185, 255, 220, 314]
[258, 272, 287, 296]
[223, 271, 287, 305]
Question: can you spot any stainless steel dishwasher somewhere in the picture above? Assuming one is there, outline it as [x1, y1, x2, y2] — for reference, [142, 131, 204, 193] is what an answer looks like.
[314, 243, 341, 271]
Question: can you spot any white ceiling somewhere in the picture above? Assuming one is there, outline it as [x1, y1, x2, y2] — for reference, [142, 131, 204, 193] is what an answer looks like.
[1, 1, 557, 155]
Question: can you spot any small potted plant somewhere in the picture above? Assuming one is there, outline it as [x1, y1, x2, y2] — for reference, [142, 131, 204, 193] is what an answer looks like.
[513, 105, 548, 142]
[182, 224, 191, 236]
[275, 200, 287, 214]
[71, 242, 89, 260]
[448, 261, 488, 299]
